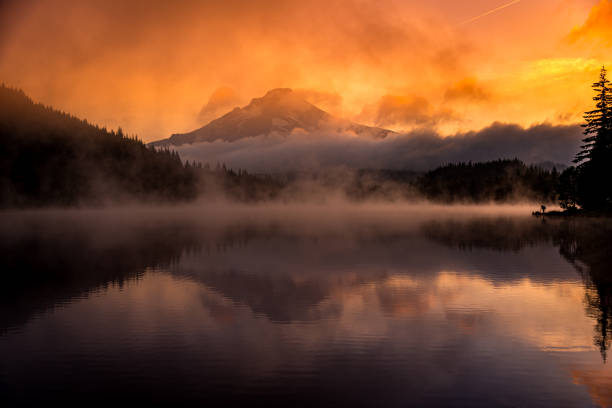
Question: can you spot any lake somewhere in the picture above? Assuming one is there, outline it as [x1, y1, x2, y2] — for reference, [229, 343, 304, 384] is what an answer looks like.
[1, 205, 611, 407]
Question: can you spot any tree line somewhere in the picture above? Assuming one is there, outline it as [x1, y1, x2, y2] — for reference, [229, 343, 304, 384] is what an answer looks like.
[417, 159, 559, 203]
[0, 83, 570, 206]
[557, 66, 612, 213]
[0, 85, 197, 206]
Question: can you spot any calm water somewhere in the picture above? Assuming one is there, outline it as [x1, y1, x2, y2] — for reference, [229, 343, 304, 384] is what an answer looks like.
[1, 206, 611, 407]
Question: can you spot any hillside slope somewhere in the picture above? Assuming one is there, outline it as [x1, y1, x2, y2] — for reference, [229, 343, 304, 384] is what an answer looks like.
[151, 88, 394, 146]
[0, 85, 197, 206]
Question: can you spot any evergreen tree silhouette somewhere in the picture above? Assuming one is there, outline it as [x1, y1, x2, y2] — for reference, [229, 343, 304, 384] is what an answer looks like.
[571, 66, 612, 211]
[575, 67, 612, 164]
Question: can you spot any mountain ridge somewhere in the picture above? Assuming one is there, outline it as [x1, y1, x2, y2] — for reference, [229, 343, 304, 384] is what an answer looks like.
[150, 88, 394, 146]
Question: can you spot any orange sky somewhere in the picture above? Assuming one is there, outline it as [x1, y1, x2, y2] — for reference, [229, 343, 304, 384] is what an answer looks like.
[1, 0, 611, 141]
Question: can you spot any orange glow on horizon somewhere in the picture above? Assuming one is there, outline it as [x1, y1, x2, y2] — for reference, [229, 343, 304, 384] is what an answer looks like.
[0, 0, 610, 141]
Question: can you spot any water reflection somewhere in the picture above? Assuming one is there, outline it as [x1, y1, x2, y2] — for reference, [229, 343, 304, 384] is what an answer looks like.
[1, 207, 611, 406]
[423, 216, 612, 362]
[556, 220, 612, 363]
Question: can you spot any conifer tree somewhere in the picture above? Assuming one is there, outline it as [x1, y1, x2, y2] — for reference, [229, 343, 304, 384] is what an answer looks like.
[575, 66, 612, 164]
[570, 66, 612, 211]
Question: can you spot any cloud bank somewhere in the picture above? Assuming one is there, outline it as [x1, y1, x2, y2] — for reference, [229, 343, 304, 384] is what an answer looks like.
[198, 87, 241, 123]
[359, 94, 457, 128]
[1, 0, 599, 140]
[567, 0, 612, 45]
[175, 123, 582, 172]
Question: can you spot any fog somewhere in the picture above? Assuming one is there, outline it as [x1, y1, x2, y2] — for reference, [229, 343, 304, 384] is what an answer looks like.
[5, 188, 612, 408]
[175, 122, 581, 172]
[1, 202, 544, 238]
[0, 202, 587, 335]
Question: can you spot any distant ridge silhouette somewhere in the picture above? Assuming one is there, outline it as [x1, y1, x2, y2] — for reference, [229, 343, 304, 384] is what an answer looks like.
[150, 88, 394, 146]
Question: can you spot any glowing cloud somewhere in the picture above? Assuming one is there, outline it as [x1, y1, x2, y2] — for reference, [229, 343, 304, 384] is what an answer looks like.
[567, 0, 612, 45]
[0, 0, 606, 140]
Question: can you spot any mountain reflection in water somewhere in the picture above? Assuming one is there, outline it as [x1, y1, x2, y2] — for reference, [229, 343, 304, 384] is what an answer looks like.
[1, 206, 611, 407]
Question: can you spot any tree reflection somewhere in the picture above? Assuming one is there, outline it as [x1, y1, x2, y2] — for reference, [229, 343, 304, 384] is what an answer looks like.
[3, 210, 612, 364]
[555, 219, 612, 362]
[423, 216, 612, 362]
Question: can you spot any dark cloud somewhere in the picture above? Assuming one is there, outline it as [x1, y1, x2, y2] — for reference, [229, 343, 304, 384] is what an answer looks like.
[175, 122, 582, 172]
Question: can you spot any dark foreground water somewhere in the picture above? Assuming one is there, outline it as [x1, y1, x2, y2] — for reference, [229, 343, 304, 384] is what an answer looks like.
[1, 205, 612, 407]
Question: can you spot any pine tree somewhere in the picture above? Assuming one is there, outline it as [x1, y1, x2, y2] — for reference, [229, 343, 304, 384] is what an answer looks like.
[575, 66, 612, 164]
[572, 66, 612, 210]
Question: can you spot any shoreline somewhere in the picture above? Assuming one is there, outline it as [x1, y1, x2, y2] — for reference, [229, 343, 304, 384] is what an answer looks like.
[532, 209, 612, 218]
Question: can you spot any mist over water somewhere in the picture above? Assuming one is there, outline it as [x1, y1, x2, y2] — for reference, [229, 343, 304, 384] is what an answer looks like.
[3, 0, 612, 405]
[1, 205, 611, 407]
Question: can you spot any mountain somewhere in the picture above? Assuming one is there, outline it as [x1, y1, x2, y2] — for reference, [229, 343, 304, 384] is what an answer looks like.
[0, 85, 197, 206]
[151, 88, 394, 146]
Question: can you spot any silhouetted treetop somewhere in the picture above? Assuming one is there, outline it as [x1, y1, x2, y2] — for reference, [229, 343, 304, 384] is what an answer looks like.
[418, 159, 559, 203]
[0, 84, 197, 206]
[560, 66, 612, 211]
[575, 66, 612, 164]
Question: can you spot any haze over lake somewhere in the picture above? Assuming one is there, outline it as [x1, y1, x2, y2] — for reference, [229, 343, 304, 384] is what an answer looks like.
[3, 0, 612, 406]
[2, 205, 611, 407]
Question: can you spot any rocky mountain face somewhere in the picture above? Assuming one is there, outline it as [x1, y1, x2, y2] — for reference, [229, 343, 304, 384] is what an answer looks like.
[151, 88, 393, 146]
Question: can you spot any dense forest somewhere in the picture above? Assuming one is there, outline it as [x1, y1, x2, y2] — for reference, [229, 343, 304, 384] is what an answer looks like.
[0, 84, 562, 206]
[253, 163, 559, 203]
[0, 85, 197, 206]
[191, 163, 559, 203]
[418, 159, 559, 203]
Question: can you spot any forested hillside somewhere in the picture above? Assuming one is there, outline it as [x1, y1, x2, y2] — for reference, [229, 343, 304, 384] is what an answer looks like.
[0, 85, 197, 206]
[418, 159, 559, 203]
[0, 85, 563, 207]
